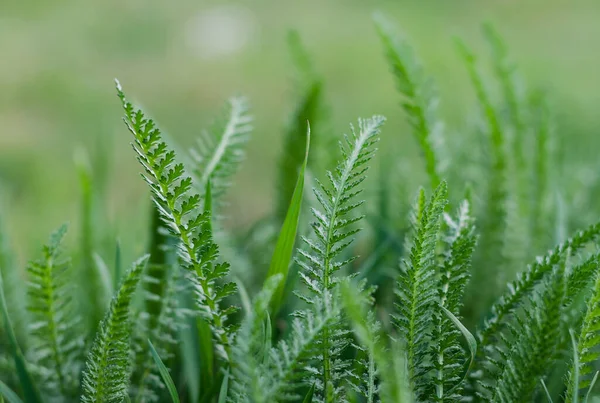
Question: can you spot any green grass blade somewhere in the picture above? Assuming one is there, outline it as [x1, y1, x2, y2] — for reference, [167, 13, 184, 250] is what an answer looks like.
[218, 371, 229, 403]
[540, 379, 554, 403]
[570, 329, 580, 403]
[0, 381, 23, 403]
[266, 124, 310, 315]
[585, 371, 599, 403]
[302, 384, 316, 403]
[0, 270, 43, 403]
[148, 339, 181, 403]
[93, 252, 114, 306]
[441, 306, 477, 393]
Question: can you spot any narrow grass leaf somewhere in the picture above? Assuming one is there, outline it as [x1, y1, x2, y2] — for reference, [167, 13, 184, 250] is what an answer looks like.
[0, 381, 23, 403]
[302, 384, 316, 403]
[218, 371, 229, 403]
[441, 306, 477, 393]
[585, 371, 599, 403]
[571, 329, 580, 403]
[0, 271, 43, 403]
[540, 379, 554, 403]
[148, 339, 180, 403]
[266, 124, 310, 315]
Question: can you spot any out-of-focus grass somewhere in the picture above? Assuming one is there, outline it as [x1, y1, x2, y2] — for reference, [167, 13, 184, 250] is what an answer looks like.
[1, 0, 599, 263]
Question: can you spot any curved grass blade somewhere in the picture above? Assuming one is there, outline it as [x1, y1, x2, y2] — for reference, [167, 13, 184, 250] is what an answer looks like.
[571, 329, 580, 403]
[217, 371, 229, 403]
[266, 124, 310, 315]
[441, 306, 477, 393]
[0, 381, 23, 403]
[0, 271, 43, 403]
[148, 339, 180, 403]
[585, 371, 599, 403]
[540, 379, 554, 403]
[302, 384, 316, 403]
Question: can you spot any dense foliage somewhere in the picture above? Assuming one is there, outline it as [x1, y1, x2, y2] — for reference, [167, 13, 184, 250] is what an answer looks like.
[1, 15, 599, 403]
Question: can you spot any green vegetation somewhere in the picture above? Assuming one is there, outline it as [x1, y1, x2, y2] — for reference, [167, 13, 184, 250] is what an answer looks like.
[2, 11, 600, 403]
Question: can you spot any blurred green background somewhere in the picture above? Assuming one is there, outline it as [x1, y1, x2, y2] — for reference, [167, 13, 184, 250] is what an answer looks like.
[1, 0, 599, 264]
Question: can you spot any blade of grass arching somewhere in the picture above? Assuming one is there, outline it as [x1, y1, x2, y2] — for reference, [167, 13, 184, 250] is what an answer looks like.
[0, 380, 23, 403]
[302, 384, 316, 403]
[266, 125, 310, 315]
[570, 330, 580, 403]
[585, 372, 599, 403]
[93, 253, 114, 306]
[148, 340, 181, 403]
[217, 371, 229, 403]
[441, 306, 477, 393]
[0, 270, 43, 403]
[235, 276, 252, 315]
[540, 380, 554, 403]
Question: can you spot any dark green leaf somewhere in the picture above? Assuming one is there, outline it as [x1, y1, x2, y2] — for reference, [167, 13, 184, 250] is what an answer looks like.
[148, 339, 181, 403]
[0, 381, 23, 403]
[0, 271, 43, 403]
[266, 124, 310, 315]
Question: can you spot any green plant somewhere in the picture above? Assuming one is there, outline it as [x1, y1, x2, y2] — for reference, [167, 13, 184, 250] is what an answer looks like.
[1, 14, 600, 403]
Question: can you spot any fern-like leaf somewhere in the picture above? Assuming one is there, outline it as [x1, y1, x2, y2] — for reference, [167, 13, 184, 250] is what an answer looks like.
[374, 13, 444, 189]
[229, 274, 282, 403]
[81, 255, 149, 403]
[456, 38, 508, 309]
[393, 182, 447, 396]
[431, 200, 477, 401]
[117, 80, 237, 362]
[567, 267, 600, 402]
[189, 97, 252, 201]
[26, 224, 82, 400]
[297, 115, 385, 401]
[490, 264, 566, 401]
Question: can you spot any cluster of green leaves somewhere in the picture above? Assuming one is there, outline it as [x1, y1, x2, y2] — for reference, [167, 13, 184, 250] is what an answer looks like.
[1, 13, 600, 403]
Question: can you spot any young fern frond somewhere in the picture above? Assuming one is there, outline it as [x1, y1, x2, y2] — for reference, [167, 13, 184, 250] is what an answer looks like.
[188, 97, 252, 201]
[229, 274, 282, 403]
[456, 38, 508, 306]
[263, 297, 343, 402]
[297, 115, 385, 401]
[482, 23, 525, 169]
[483, 24, 533, 281]
[341, 280, 413, 403]
[26, 224, 82, 399]
[477, 221, 600, 349]
[81, 255, 149, 403]
[116, 80, 237, 363]
[530, 92, 553, 252]
[343, 283, 379, 403]
[472, 221, 600, 390]
[431, 200, 477, 401]
[393, 182, 447, 395]
[566, 268, 600, 402]
[566, 253, 600, 303]
[374, 13, 443, 188]
[489, 264, 566, 402]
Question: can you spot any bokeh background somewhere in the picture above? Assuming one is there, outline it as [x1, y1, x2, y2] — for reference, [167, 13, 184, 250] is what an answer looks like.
[1, 0, 599, 265]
